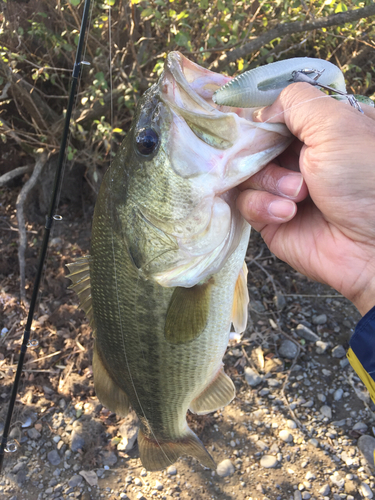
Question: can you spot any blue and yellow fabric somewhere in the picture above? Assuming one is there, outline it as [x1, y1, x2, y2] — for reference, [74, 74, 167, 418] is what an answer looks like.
[347, 306, 375, 404]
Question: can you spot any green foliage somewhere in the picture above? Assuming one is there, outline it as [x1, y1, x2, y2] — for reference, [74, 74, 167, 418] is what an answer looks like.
[0, 0, 374, 181]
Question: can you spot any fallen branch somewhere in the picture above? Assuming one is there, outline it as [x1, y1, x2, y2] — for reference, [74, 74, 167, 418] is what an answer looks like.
[211, 4, 375, 71]
[0, 165, 34, 188]
[16, 151, 48, 304]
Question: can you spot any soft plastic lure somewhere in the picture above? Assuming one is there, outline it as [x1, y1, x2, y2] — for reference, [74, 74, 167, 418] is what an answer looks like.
[213, 57, 373, 113]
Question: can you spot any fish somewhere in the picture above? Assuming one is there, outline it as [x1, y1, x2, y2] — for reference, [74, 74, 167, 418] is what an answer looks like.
[66, 51, 292, 471]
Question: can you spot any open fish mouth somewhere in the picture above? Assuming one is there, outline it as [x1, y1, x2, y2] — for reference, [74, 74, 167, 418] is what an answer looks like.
[157, 52, 291, 190]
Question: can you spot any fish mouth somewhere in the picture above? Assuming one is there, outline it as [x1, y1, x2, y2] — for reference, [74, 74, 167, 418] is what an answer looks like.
[158, 52, 292, 187]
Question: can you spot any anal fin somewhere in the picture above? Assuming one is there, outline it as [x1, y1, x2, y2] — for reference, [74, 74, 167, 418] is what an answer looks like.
[93, 344, 130, 417]
[189, 367, 235, 415]
[138, 426, 216, 471]
[231, 261, 249, 334]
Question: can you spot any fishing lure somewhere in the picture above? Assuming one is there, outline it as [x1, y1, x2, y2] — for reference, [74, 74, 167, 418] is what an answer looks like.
[213, 57, 373, 113]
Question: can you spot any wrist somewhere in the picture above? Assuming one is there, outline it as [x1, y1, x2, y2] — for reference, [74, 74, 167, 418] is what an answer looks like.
[351, 275, 375, 316]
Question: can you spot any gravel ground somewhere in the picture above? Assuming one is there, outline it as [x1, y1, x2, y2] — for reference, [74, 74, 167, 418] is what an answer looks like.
[1, 200, 375, 500]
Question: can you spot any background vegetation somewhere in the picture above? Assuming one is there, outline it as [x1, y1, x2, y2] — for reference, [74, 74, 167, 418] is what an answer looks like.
[0, 0, 375, 296]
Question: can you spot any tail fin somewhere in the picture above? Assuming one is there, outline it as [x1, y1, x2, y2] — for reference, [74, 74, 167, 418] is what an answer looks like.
[138, 427, 216, 471]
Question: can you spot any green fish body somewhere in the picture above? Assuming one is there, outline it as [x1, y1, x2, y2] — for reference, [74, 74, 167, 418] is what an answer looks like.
[67, 52, 292, 471]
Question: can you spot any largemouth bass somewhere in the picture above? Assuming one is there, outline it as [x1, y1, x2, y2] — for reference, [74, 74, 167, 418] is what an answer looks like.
[67, 52, 291, 471]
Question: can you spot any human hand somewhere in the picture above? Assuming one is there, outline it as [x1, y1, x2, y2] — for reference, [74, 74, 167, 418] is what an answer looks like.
[238, 83, 375, 315]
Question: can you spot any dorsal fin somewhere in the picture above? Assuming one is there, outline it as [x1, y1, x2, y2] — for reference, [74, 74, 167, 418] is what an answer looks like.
[231, 261, 249, 334]
[66, 256, 94, 329]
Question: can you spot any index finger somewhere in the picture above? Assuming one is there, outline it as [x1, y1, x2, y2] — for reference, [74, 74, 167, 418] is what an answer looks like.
[253, 82, 375, 145]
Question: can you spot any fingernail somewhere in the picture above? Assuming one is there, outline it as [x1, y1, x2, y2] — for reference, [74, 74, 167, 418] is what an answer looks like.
[277, 173, 303, 198]
[268, 199, 296, 219]
[253, 107, 266, 122]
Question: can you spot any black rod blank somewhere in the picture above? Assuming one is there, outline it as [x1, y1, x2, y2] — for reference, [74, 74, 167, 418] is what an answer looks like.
[0, 0, 92, 473]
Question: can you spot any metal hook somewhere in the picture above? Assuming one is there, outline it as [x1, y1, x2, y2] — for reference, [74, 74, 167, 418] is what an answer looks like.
[27, 339, 39, 348]
[5, 442, 17, 453]
[53, 215, 63, 221]
[291, 69, 364, 114]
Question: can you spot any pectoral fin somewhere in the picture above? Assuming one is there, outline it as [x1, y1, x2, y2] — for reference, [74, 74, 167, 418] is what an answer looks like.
[231, 261, 249, 334]
[164, 283, 211, 344]
[66, 256, 94, 329]
[189, 367, 235, 415]
[93, 344, 130, 417]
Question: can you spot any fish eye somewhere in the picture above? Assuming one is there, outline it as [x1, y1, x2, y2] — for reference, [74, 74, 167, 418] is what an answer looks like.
[135, 128, 159, 156]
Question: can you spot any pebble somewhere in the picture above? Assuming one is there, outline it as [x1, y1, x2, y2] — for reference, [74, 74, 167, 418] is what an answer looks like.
[134, 478, 142, 486]
[47, 450, 61, 466]
[260, 455, 278, 468]
[331, 345, 346, 358]
[308, 438, 319, 448]
[27, 428, 41, 440]
[305, 471, 315, 480]
[279, 430, 294, 443]
[312, 314, 327, 325]
[274, 292, 287, 311]
[102, 450, 117, 467]
[216, 459, 235, 477]
[353, 422, 368, 432]
[334, 388, 344, 401]
[68, 475, 82, 487]
[154, 480, 163, 491]
[320, 405, 332, 418]
[167, 465, 177, 475]
[296, 324, 320, 342]
[357, 435, 375, 468]
[118, 412, 140, 452]
[70, 430, 85, 452]
[359, 482, 374, 498]
[287, 420, 297, 429]
[279, 340, 298, 359]
[294, 490, 302, 500]
[330, 471, 345, 489]
[244, 367, 262, 387]
[319, 484, 330, 496]
[316, 340, 330, 354]
[317, 393, 326, 402]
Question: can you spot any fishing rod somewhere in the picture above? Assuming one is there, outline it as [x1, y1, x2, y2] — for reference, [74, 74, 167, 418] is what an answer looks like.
[0, 0, 92, 473]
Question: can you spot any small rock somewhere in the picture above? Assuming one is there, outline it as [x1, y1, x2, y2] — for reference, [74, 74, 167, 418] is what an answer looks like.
[294, 491, 302, 500]
[167, 465, 177, 475]
[340, 358, 350, 368]
[79, 470, 98, 487]
[16, 469, 27, 486]
[70, 429, 85, 452]
[317, 393, 326, 402]
[287, 420, 297, 429]
[353, 422, 368, 432]
[312, 314, 327, 325]
[359, 482, 373, 498]
[279, 340, 298, 359]
[217, 459, 235, 477]
[332, 345, 346, 358]
[102, 451, 117, 467]
[316, 341, 330, 354]
[319, 484, 330, 496]
[296, 324, 320, 342]
[357, 435, 375, 469]
[260, 455, 278, 468]
[154, 480, 163, 491]
[320, 405, 332, 419]
[330, 471, 345, 489]
[136, 493, 146, 500]
[244, 367, 262, 387]
[274, 292, 287, 311]
[256, 440, 269, 451]
[308, 438, 319, 448]
[279, 430, 294, 443]
[68, 475, 83, 488]
[305, 472, 315, 480]
[27, 428, 41, 440]
[344, 480, 358, 495]
[334, 388, 344, 401]
[47, 450, 61, 466]
[301, 493, 311, 500]
[118, 412, 140, 452]
[134, 478, 142, 486]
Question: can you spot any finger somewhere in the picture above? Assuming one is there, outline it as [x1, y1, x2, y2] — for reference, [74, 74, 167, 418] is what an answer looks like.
[237, 188, 297, 231]
[239, 163, 308, 201]
[277, 139, 303, 171]
[253, 83, 373, 145]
